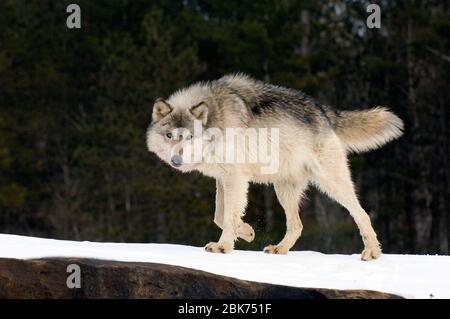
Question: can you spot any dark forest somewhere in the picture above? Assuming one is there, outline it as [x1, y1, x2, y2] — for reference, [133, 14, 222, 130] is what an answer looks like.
[0, 0, 448, 255]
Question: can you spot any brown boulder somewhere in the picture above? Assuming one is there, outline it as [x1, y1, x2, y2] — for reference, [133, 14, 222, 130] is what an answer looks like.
[0, 258, 402, 299]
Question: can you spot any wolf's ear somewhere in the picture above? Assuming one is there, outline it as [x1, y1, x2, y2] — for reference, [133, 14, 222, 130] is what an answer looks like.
[152, 98, 172, 123]
[189, 102, 208, 125]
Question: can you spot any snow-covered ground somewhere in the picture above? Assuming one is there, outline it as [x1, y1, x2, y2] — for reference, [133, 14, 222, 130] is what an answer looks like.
[0, 234, 449, 299]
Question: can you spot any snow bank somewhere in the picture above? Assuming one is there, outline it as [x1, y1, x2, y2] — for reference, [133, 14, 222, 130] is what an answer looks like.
[0, 234, 449, 299]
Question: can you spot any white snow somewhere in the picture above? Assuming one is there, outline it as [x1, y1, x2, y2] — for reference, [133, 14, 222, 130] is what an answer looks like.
[1, 234, 449, 299]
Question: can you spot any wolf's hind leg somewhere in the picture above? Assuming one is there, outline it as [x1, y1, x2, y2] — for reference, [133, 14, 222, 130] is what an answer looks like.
[264, 180, 308, 254]
[313, 145, 381, 261]
[214, 179, 255, 243]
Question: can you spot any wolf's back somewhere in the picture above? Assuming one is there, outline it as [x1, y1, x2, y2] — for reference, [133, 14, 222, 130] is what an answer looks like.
[331, 107, 404, 153]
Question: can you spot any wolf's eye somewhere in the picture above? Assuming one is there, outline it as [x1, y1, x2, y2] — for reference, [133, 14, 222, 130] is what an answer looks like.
[166, 132, 172, 139]
[187, 134, 193, 140]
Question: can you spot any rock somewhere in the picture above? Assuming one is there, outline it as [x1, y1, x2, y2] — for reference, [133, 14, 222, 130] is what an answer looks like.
[0, 258, 402, 298]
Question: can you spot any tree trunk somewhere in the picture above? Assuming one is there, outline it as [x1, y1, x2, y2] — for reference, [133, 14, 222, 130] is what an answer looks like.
[262, 60, 274, 232]
[300, 9, 310, 58]
[406, 11, 432, 253]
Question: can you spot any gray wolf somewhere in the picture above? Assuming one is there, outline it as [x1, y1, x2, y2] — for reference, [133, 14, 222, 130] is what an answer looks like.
[146, 74, 403, 260]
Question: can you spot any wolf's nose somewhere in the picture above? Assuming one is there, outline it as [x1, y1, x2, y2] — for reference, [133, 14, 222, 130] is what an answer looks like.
[171, 154, 183, 167]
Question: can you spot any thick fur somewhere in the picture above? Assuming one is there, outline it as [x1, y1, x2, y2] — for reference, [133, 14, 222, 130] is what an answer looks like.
[146, 73, 404, 260]
[332, 107, 404, 153]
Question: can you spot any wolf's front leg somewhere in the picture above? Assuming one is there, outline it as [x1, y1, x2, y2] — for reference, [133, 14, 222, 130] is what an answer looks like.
[206, 176, 249, 253]
[214, 179, 255, 243]
[213, 179, 225, 229]
[264, 180, 308, 254]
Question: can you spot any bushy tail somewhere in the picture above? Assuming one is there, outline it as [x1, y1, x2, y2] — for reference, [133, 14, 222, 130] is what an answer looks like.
[333, 107, 404, 153]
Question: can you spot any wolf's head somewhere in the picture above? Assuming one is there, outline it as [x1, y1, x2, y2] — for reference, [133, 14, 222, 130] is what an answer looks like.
[146, 96, 209, 172]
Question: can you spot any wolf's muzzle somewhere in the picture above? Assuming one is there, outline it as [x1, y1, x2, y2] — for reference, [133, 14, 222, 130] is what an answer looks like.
[171, 154, 183, 167]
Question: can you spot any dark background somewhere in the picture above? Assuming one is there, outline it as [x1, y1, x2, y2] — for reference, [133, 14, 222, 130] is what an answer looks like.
[0, 0, 448, 255]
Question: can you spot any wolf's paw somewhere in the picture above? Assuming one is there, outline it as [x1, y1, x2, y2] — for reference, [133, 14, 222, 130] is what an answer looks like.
[361, 245, 382, 261]
[263, 244, 289, 255]
[238, 223, 255, 243]
[205, 242, 233, 254]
